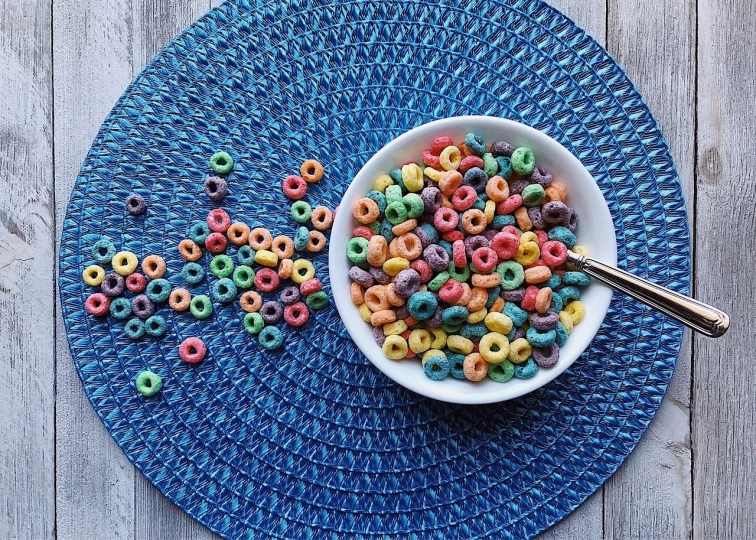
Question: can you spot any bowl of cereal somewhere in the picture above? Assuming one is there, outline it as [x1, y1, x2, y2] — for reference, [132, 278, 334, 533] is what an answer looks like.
[329, 116, 617, 404]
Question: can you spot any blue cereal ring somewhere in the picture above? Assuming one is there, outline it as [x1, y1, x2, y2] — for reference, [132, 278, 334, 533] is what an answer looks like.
[460, 323, 487, 341]
[189, 222, 211, 244]
[544, 273, 561, 289]
[212, 278, 237, 303]
[388, 170, 405, 193]
[486, 286, 501, 308]
[548, 226, 577, 249]
[294, 226, 309, 251]
[407, 292, 438, 321]
[144, 315, 167, 337]
[442, 306, 469, 326]
[258, 326, 283, 351]
[438, 240, 453, 258]
[417, 223, 439, 245]
[109, 297, 132, 320]
[237, 245, 256, 266]
[124, 318, 145, 340]
[366, 190, 387, 215]
[380, 219, 396, 243]
[559, 286, 581, 305]
[562, 271, 591, 286]
[555, 322, 569, 347]
[465, 132, 487, 155]
[504, 302, 528, 327]
[496, 156, 513, 180]
[182, 262, 205, 285]
[514, 358, 539, 379]
[550, 292, 563, 313]
[492, 214, 516, 228]
[423, 355, 450, 380]
[92, 238, 116, 265]
[145, 278, 171, 303]
[448, 353, 466, 379]
[526, 327, 557, 347]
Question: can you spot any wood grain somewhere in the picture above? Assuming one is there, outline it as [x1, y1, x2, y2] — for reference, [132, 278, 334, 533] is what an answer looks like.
[604, 0, 696, 538]
[694, 0, 756, 536]
[0, 1, 55, 538]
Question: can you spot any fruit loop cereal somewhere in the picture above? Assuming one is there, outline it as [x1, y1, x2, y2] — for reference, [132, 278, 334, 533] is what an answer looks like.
[347, 133, 591, 383]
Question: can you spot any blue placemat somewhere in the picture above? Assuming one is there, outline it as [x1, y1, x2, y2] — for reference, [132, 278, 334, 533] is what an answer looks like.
[58, 0, 690, 538]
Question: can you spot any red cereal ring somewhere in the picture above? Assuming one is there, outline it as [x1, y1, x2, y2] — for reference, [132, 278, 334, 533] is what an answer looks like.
[404, 349, 417, 359]
[206, 208, 231, 233]
[459, 155, 485, 174]
[439, 279, 464, 303]
[179, 337, 207, 364]
[282, 175, 308, 200]
[490, 232, 520, 260]
[85, 293, 110, 316]
[300, 278, 322, 295]
[125, 273, 147, 293]
[410, 259, 432, 282]
[534, 230, 548, 248]
[451, 185, 477, 211]
[404, 316, 418, 327]
[452, 240, 467, 267]
[541, 240, 569, 266]
[422, 149, 442, 169]
[431, 136, 453, 155]
[521, 286, 539, 311]
[497, 194, 523, 215]
[472, 247, 498, 273]
[433, 207, 459, 232]
[254, 267, 280, 292]
[352, 225, 374, 240]
[442, 230, 464, 243]
[204, 232, 227, 253]
[284, 301, 310, 327]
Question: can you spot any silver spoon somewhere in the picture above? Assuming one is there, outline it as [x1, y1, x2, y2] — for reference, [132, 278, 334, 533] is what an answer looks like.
[566, 251, 729, 338]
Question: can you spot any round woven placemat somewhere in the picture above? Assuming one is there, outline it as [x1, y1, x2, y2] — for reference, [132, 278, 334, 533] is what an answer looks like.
[59, 0, 690, 537]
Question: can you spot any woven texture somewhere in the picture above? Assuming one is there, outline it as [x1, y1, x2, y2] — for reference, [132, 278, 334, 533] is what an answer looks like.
[59, 0, 690, 538]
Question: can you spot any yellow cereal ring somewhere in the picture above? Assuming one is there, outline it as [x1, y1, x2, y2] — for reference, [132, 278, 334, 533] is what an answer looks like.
[520, 231, 538, 244]
[422, 349, 447, 365]
[358, 303, 372, 322]
[514, 241, 540, 266]
[424, 167, 444, 182]
[447, 335, 474, 355]
[383, 334, 408, 360]
[112, 251, 138, 276]
[278, 258, 293, 279]
[383, 257, 410, 276]
[484, 199, 496, 224]
[479, 332, 510, 364]
[508, 338, 532, 364]
[485, 312, 513, 334]
[383, 320, 408, 336]
[559, 310, 574, 334]
[83, 265, 105, 286]
[565, 301, 586, 325]
[408, 329, 432, 353]
[373, 174, 394, 193]
[401, 163, 424, 192]
[291, 259, 315, 284]
[439, 145, 462, 170]
[255, 249, 278, 267]
[466, 308, 488, 324]
[427, 327, 447, 349]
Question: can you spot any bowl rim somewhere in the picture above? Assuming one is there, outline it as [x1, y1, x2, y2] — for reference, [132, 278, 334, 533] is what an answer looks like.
[328, 116, 617, 404]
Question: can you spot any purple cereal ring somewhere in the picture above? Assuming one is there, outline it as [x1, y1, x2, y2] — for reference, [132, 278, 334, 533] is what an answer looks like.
[513, 327, 526, 340]
[372, 325, 387, 346]
[421, 187, 442, 213]
[203, 176, 228, 201]
[424, 244, 450, 272]
[395, 304, 410, 320]
[491, 140, 515, 157]
[509, 179, 531, 195]
[349, 266, 374, 288]
[393, 269, 421, 298]
[260, 301, 283, 324]
[533, 343, 560, 368]
[483, 229, 499, 241]
[542, 201, 568, 225]
[527, 206, 545, 230]
[501, 287, 526, 302]
[562, 208, 579, 232]
[131, 294, 156, 319]
[464, 235, 489, 259]
[101, 272, 125, 297]
[530, 166, 553, 186]
[531, 311, 559, 330]
[280, 285, 301, 305]
[369, 266, 392, 285]
[125, 194, 146, 215]
[428, 306, 444, 328]
[413, 227, 433, 249]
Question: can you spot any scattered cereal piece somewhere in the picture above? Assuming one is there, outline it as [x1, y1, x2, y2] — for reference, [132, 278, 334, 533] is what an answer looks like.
[125, 194, 146, 215]
[210, 151, 233, 174]
[179, 337, 207, 364]
[136, 370, 162, 397]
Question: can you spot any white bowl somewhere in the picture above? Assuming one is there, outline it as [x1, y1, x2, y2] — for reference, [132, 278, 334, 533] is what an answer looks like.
[329, 116, 617, 404]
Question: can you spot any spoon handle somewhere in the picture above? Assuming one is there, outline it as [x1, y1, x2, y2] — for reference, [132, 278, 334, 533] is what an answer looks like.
[566, 251, 730, 338]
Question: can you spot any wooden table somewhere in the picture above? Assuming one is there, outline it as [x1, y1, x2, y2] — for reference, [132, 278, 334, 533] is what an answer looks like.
[1, 1, 751, 538]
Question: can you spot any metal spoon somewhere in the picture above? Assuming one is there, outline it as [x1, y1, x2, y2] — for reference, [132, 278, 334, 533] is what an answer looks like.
[566, 251, 730, 338]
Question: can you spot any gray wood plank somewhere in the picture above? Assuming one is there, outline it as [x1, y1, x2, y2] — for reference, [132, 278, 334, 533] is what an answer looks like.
[604, 0, 696, 538]
[0, 1, 55, 538]
[538, 1, 605, 538]
[694, 0, 756, 537]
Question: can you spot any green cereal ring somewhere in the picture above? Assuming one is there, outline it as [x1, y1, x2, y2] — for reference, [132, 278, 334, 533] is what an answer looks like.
[384, 201, 408, 225]
[92, 238, 116, 265]
[109, 297, 132, 320]
[189, 222, 211, 244]
[305, 291, 328, 310]
[145, 278, 171, 303]
[496, 261, 525, 290]
[212, 278, 237, 303]
[291, 201, 312, 223]
[210, 151, 233, 174]
[428, 271, 450, 292]
[441, 322, 462, 334]
[522, 184, 546, 207]
[511, 147, 536, 175]
[347, 237, 369, 264]
[190, 295, 213, 319]
[370, 220, 382, 234]
[237, 245, 255, 266]
[144, 315, 167, 337]
[124, 318, 146, 339]
[258, 326, 283, 350]
[447, 262, 470, 282]
[136, 370, 162, 397]
[401, 193, 424, 218]
[488, 360, 515, 383]
[294, 226, 309, 251]
[366, 190, 387, 215]
[482, 153, 498, 177]
[182, 262, 205, 285]
[243, 312, 264, 335]
[385, 184, 403, 205]
[210, 254, 234, 278]
[233, 265, 255, 288]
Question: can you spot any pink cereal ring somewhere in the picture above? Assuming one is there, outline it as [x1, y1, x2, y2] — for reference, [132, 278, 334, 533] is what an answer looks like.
[179, 337, 207, 364]
[206, 208, 231, 233]
[205, 232, 227, 253]
[442, 230, 464, 242]
[521, 286, 539, 312]
[410, 259, 432, 282]
[254, 268, 280, 292]
[525, 259, 547, 269]
[541, 240, 568, 266]
[282, 175, 308, 200]
[431, 136, 454, 155]
[459, 155, 484, 174]
[352, 225, 374, 240]
[85, 293, 110, 317]
[125, 273, 147, 293]
[438, 279, 464, 303]
[422, 149, 442, 169]
[452, 240, 467, 267]
[502, 225, 520, 236]
[497, 194, 523, 215]
[284, 302, 310, 327]
[534, 230, 548, 248]
[434, 207, 459, 232]
[472, 247, 498, 273]
[490, 232, 520, 260]
[300, 278, 322, 295]
[451, 185, 477, 211]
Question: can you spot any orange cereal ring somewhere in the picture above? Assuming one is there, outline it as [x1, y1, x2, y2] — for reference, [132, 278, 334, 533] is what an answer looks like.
[452, 283, 472, 307]
[249, 228, 273, 250]
[485, 176, 510, 202]
[370, 309, 397, 327]
[550, 181, 568, 201]
[240, 291, 263, 312]
[311, 206, 334, 230]
[524, 266, 552, 284]
[141, 255, 166, 279]
[388, 238, 400, 258]
[227, 222, 250, 246]
[300, 159, 324, 183]
[514, 206, 533, 231]
[462, 209, 487, 234]
[457, 141, 473, 157]
[471, 273, 501, 288]
[278, 258, 293, 279]
[439, 170, 463, 195]
[463, 352, 488, 381]
[178, 239, 202, 262]
[386, 283, 405, 307]
[440, 193, 455, 209]
[396, 233, 422, 260]
[490, 296, 505, 313]
[352, 197, 380, 224]
[350, 282, 365, 305]
[306, 230, 326, 252]
[535, 287, 552, 314]
[364, 285, 390, 312]
[391, 219, 417, 236]
[367, 235, 388, 267]
[467, 286, 488, 312]
[271, 235, 295, 259]
[168, 288, 191, 312]
[544, 186, 562, 204]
